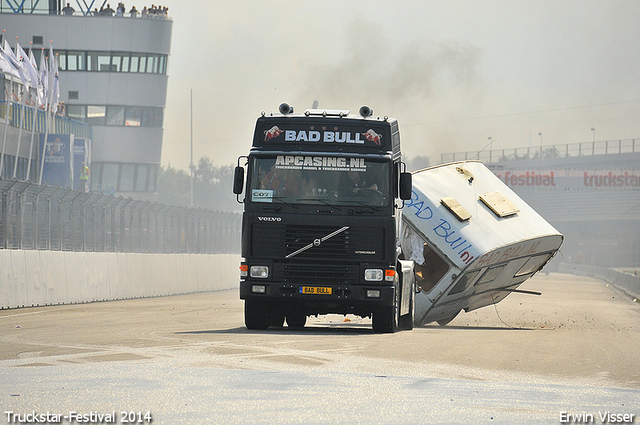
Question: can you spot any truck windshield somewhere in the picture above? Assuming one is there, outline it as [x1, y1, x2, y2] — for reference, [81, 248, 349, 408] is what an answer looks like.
[249, 155, 390, 207]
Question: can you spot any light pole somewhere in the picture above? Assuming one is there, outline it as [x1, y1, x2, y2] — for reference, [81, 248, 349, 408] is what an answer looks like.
[591, 127, 595, 142]
[190, 88, 194, 208]
[538, 132, 543, 157]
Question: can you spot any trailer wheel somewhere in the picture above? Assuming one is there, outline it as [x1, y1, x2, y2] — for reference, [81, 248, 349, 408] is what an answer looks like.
[286, 310, 307, 329]
[244, 298, 270, 330]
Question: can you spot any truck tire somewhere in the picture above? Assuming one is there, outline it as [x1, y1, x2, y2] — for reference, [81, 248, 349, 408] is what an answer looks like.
[286, 309, 307, 329]
[244, 298, 270, 330]
[372, 304, 397, 333]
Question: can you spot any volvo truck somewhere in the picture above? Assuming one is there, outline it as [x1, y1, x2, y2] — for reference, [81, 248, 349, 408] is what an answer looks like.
[233, 104, 415, 333]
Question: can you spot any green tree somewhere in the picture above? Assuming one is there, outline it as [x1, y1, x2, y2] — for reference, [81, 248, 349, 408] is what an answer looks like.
[156, 157, 242, 212]
[156, 164, 190, 206]
[193, 157, 241, 212]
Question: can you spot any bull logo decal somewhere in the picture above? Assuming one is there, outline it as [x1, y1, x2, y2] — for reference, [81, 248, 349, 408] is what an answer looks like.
[362, 129, 382, 145]
[264, 126, 283, 141]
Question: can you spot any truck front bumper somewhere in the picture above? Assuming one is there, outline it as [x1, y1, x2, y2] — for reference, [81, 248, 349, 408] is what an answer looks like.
[239, 281, 395, 307]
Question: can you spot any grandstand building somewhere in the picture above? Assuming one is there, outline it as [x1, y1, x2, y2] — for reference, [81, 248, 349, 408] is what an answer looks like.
[442, 140, 640, 267]
[1, 3, 172, 200]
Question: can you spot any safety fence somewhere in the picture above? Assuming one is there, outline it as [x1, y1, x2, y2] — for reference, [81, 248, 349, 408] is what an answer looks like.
[441, 138, 640, 164]
[0, 178, 241, 254]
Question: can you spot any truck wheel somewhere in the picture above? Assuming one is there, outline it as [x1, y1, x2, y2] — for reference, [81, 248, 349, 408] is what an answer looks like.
[372, 305, 397, 333]
[271, 312, 285, 328]
[244, 299, 270, 330]
[286, 310, 307, 329]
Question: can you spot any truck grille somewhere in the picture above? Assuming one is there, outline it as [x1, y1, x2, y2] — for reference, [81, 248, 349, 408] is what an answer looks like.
[274, 263, 359, 284]
[251, 224, 384, 261]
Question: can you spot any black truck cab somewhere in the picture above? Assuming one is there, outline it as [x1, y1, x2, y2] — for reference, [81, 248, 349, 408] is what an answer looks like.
[234, 104, 413, 332]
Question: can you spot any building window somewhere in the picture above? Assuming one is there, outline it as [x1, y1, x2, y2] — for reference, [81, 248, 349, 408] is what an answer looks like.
[67, 104, 163, 128]
[138, 55, 147, 73]
[101, 163, 119, 192]
[125, 107, 142, 126]
[87, 105, 106, 125]
[106, 106, 125, 126]
[32, 36, 43, 45]
[68, 91, 79, 100]
[67, 105, 86, 120]
[92, 162, 158, 193]
[64, 51, 86, 71]
[136, 164, 149, 191]
[148, 164, 158, 192]
[120, 164, 136, 192]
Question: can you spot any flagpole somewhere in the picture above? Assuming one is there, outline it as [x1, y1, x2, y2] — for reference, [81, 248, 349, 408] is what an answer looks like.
[12, 85, 26, 178]
[0, 85, 12, 178]
[26, 44, 41, 181]
[190, 88, 194, 207]
[0, 30, 9, 177]
[39, 47, 55, 185]
[38, 95, 51, 185]
[26, 89, 38, 181]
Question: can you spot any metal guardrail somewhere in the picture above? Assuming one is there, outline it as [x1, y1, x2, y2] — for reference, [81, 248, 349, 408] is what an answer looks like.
[441, 138, 639, 164]
[0, 179, 241, 254]
[0, 101, 91, 138]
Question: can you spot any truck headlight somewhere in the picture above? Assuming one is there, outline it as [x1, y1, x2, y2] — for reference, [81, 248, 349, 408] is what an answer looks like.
[250, 265, 269, 278]
[364, 269, 383, 281]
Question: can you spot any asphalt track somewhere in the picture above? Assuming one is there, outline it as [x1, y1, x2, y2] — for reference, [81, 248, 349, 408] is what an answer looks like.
[1, 272, 639, 424]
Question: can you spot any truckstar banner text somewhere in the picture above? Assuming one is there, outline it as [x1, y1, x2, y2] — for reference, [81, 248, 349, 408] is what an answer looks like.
[491, 168, 640, 190]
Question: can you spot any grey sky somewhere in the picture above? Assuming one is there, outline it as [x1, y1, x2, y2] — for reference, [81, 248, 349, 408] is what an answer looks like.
[159, 0, 640, 169]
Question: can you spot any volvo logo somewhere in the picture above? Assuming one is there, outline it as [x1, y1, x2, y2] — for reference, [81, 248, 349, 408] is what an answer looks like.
[285, 226, 350, 259]
[258, 216, 282, 222]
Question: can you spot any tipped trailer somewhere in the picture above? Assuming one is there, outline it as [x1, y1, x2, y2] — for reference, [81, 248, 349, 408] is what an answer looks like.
[402, 161, 563, 326]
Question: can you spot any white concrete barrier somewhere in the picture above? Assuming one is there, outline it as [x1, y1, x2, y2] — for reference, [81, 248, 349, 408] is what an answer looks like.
[0, 250, 241, 309]
[559, 263, 640, 300]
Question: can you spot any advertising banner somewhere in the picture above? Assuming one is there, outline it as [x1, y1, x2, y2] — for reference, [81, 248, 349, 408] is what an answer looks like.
[489, 167, 640, 191]
[39, 134, 73, 189]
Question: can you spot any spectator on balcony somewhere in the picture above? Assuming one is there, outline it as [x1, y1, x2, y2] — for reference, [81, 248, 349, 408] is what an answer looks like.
[102, 4, 115, 16]
[61, 3, 75, 15]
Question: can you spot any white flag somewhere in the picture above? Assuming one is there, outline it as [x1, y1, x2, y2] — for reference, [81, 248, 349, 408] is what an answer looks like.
[39, 49, 49, 109]
[49, 47, 59, 114]
[16, 42, 38, 91]
[31, 48, 45, 107]
[0, 39, 26, 84]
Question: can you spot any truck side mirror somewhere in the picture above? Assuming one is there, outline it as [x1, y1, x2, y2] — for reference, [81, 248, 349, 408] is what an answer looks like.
[233, 166, 245, 195]
[399, 172, 412, 200]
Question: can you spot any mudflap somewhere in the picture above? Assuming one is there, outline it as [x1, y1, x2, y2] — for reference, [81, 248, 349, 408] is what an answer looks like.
[398, 260, 415, 330]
